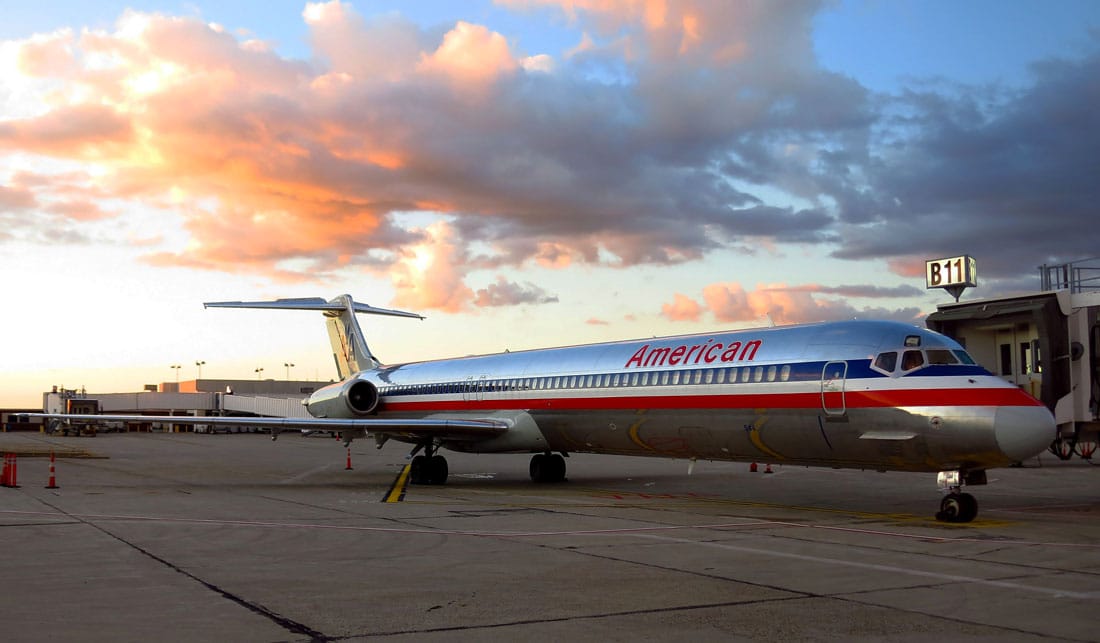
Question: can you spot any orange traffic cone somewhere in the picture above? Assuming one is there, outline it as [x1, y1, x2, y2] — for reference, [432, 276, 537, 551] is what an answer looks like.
[45, 451, 59, 489]
[764, 463, 773, 474]
[2, 453, 19, 488]
[345, 446, 353, 471]
[749, 462, 758, 472]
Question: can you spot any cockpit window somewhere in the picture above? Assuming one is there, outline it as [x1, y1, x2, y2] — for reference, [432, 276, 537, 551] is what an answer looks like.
[926, 349, 959, 365]
[873, 351, 898, 373]
[953, 350, 976, 365]
[901, 350, 925, 371]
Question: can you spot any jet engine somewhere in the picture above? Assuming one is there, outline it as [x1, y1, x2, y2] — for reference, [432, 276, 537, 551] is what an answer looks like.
[305, 378, 379, 418]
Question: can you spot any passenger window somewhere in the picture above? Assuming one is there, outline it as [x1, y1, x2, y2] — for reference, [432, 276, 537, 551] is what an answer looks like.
[740, 368, 750, 383]
[874, 352, 898, 373]
[753, 367, 763, 383]
[901, 350, 925, 371]
[715, 369, 725, 384]
[671, 371, 681, 385]
[704, 370, 714, 384]
[780, 365, 791, 382]
[660, 372, 669, 385]
[766, 365, 776, 382]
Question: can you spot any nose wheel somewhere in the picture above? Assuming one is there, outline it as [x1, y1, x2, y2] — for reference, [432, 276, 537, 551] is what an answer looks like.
[936, 492, 978, 523]
[935, 469, 983, 523]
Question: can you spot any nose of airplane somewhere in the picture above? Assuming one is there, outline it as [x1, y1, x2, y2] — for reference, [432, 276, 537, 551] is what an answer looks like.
[994, 405, 1056, 462]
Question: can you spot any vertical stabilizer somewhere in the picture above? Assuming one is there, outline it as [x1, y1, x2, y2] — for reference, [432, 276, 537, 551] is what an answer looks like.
[325, 294, 376, 378]
[204, 295, 424, 379]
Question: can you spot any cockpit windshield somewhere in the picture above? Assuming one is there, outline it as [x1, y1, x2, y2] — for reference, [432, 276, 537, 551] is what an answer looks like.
[872, 347, 977, 375]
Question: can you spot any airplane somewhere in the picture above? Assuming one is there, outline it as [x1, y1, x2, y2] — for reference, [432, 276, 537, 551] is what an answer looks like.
[31, 294, 1056, 523]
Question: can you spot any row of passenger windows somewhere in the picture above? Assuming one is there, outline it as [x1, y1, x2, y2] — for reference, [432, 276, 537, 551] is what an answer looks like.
[380, 364, 799, 397]
[380, 347, 980, 398]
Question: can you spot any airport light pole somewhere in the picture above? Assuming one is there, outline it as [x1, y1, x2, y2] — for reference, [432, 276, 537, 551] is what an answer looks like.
[171, 364, 181, 382]
[284, 362, 295, 380]
[254, 367, 264, 380]
[195, 360, 206, 379]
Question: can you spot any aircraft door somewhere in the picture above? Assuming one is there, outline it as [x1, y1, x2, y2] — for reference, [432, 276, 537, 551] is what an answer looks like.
[821, 361, 847, 416]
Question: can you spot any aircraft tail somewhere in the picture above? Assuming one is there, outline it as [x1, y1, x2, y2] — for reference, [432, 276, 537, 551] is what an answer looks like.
[204, 295, 424, 379]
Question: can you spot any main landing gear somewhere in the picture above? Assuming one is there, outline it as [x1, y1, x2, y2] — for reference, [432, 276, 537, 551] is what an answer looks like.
[935, 469, 985, 523]
[409, 443, 448, 485]
[530, 452, 567, 483]
[407, 446, 570, 485]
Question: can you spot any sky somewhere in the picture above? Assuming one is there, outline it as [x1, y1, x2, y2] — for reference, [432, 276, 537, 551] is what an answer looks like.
[2, 0, 1099, 407]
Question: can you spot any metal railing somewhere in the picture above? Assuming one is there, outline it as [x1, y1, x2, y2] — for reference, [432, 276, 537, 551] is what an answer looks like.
[1039, 257, 1100, 293]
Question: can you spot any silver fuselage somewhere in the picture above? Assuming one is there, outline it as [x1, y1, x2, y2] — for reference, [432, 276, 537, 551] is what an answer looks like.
[325, 320, 1054, 472]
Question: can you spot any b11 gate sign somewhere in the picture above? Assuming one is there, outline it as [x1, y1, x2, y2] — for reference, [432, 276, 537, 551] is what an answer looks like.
[926, 255, 977, 301]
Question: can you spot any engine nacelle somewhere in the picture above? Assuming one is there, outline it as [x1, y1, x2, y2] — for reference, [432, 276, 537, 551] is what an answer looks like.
[305, 379, 379, 418]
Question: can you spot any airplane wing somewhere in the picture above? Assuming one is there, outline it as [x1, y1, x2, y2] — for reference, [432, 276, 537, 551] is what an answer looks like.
[21, 413, 509, 441]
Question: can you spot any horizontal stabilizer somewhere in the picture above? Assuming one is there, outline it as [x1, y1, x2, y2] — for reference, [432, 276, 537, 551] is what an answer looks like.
[203, 294, 423, 378]
[204, 297, 424, 320]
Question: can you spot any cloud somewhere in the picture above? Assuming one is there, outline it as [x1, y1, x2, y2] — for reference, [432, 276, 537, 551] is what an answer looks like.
[832, 51, 1100, 286]
[767, 283, 925, 298]
[474, 275, 559, 307]
[1, 1, 1097, 311]
[0, 184, 36, 211]
[663, 281, 922, 325]
[661, 292, 702, 321]
[390, 220, 474, 313]
[417, 21, 519, 85]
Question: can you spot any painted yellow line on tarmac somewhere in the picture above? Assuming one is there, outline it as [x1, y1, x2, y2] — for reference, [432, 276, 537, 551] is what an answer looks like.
[383, 465, 411, 503]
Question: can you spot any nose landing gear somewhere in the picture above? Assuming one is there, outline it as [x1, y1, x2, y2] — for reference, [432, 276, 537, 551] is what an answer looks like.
[937, 492, 978, 523]
[935, 469, 985, 523]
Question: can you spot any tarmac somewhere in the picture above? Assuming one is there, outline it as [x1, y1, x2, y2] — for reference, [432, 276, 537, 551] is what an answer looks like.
[1, 431, 1098, 642]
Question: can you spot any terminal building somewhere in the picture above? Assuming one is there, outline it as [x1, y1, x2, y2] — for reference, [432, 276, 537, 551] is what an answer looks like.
[2, 379, 332, 434]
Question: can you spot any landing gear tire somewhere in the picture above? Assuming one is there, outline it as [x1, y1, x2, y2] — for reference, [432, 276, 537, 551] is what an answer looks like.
[410, 454, 449, 485]
[428, 454, 449, 485]
[936, 492, 978, 523]
[530, 453, 566, 483]
[410, 455, 426, 484]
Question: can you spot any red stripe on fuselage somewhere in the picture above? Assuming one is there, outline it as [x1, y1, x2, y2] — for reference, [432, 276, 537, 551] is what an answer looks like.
[379, 386, 1043, 413]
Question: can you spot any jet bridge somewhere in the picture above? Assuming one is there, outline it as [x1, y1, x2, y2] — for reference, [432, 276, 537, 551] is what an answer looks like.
[926, 258, 1100, 460]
